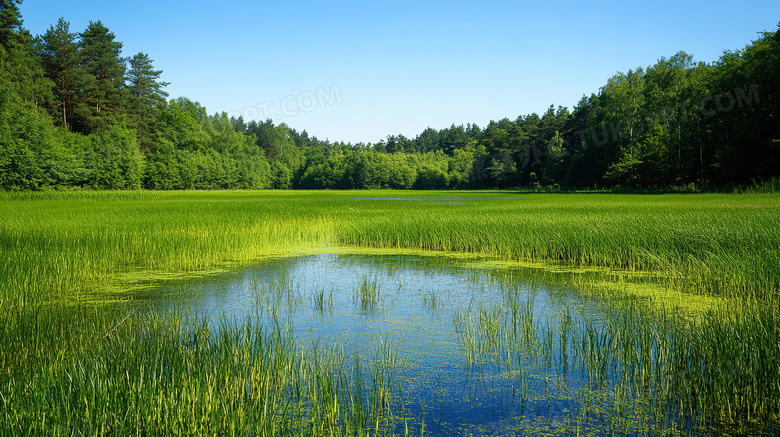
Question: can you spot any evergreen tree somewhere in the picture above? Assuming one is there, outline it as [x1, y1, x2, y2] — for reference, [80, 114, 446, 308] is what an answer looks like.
[0, 0, 22, 45]
[229, 115, 247, 133]
[41, 18, 86, 129]
[1, 1, 51, 106]
[126, 52, 169, 151]
[75, 21, 128, 133]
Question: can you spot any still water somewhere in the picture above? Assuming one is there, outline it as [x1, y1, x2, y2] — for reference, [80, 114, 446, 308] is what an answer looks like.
[140, 253, 685, 436]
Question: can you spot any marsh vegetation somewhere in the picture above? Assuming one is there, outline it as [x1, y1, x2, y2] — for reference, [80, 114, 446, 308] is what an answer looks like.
[1, 190, 778, 435]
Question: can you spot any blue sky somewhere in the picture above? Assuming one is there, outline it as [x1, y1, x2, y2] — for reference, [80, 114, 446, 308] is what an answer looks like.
[19, 1, 779, 144]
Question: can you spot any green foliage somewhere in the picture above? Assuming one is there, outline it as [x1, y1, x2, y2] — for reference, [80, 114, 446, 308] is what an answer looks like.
[126, 52, 169, 151]
[139, 100, 272, 190]
[40, 18, 86, 129]
[75, 21, 129, 133]
[1, 9, 779, 192]
[360, 152, 416, 189]
[0, 97, 59, 190]
[413, 165, 449, 189]
[0, 0, 22, 36]
[602, 151, 642, 186]
[88, 126, 144, 189]
[0, 22, 52, 108]
[299, 152, 350, 189]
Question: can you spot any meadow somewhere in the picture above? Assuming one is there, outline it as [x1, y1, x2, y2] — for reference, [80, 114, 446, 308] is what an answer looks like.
[0, 190, 778, 435]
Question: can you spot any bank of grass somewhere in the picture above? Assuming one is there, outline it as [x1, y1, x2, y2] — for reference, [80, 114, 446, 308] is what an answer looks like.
[2, 190, 778, 303]
[337, 192, 780, 300]
[1, 190, 779, 434]
[0, 191, 336, 306]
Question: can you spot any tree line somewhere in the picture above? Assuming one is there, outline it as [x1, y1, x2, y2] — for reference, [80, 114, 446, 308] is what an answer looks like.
[1, 1, 778, 191]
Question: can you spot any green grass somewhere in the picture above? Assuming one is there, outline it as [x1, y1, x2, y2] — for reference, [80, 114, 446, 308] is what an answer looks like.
[1, 189, 779, 435]
[336, 192, 780, 300]
[354, 274, 380, 311]
[0, 306, 399, 436]
[2, 190, 778, 305]
[452, 285, 780, 434]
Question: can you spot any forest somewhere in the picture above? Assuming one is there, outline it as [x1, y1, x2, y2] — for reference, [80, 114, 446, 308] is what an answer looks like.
[1, 0, 778, 191]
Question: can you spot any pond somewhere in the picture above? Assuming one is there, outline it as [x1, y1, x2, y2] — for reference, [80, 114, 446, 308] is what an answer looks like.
[133, 252, 747, 436]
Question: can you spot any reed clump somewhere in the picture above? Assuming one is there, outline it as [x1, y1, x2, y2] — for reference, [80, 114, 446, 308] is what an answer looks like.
[354, 274, 380, 311]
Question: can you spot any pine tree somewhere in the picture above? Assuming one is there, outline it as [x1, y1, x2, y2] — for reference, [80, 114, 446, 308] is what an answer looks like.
[41, 18, 86, 128]
[1, 0, 51, 105]
[126, 52, 169, 151]
[76, 20, 128, 133]
[0, 0, 22, 45]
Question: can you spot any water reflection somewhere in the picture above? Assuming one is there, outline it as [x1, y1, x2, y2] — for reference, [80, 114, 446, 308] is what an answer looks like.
[139, 253, 715, 436]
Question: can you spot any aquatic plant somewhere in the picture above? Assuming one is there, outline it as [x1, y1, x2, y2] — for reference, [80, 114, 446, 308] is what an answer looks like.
[1, 190, 778, 435]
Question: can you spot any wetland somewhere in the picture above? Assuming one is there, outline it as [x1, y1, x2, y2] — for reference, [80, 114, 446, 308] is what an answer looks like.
[1, 190, 778, 435]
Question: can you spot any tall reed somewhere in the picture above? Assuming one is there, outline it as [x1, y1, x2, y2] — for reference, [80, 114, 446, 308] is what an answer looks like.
[0, 304, 401, 436]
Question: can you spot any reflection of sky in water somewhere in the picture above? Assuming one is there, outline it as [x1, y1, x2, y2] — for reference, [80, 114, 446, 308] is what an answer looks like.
[145, 254, 628, 435]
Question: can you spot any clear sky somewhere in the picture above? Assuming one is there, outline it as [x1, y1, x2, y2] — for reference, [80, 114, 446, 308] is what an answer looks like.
[18, 0, 779, 144]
